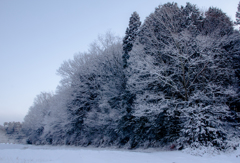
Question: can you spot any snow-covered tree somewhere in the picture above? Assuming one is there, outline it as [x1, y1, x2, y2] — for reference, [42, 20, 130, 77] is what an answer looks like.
[235, 1, 240, 30]
[178, 92, 239, 150]
[40, 87, 73, 145]
[21, 2, 240, 151]
[22, 92, 54, 144]
[80, 34, 124, 146]
[55, 32, 124, 146]
[127, 2, 239, 149]
[122, 12, 141, 69]
[120, 12, 141, 118]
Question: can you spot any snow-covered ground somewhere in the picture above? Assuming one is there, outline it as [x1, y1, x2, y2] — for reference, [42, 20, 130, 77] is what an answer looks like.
[0, 143, 239, 163]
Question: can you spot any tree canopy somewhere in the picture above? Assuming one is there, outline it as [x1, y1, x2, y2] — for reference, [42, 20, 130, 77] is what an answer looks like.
[20, 2, 240, 152]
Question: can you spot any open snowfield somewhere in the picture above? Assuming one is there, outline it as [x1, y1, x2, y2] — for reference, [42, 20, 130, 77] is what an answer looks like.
[0, 144, 239, 163]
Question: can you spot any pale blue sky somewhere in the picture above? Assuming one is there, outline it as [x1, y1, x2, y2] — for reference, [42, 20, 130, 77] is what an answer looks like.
[0, 0, 239, 125]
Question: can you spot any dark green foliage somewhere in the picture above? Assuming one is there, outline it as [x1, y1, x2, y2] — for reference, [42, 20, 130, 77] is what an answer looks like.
[122, 12, 141, 69]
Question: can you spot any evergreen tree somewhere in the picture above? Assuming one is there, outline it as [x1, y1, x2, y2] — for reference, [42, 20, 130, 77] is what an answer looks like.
[235, 1, 240, 30]
[121, 12, 141, 115]
[116, 13, 141, 148]
[122, 12, 141, 69]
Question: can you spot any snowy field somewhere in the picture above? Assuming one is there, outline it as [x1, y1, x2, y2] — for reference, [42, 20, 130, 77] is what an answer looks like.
[0, 144, 240, 163]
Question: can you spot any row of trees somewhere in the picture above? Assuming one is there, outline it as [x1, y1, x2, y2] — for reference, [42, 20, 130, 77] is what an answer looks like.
[21, 2, 240, 151]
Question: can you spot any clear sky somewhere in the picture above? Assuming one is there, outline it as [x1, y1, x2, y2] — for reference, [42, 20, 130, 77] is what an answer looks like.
[0, 0, 239, 125]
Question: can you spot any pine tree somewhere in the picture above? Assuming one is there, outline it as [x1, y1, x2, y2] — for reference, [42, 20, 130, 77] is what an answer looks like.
[120, 12, 141, 117]
[122, 12, 141, 69]
[114, 12, 142, 148]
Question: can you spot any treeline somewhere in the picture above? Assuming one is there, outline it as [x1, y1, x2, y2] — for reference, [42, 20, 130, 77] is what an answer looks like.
[21, 2, 240, 151]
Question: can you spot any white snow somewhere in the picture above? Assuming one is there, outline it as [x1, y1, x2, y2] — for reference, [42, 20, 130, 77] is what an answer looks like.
[0, 144, 239, 163]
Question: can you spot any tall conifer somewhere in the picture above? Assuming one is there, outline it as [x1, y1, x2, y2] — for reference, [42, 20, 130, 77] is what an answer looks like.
[122, 12, 141, 68]
[235, 1, 240, 30]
